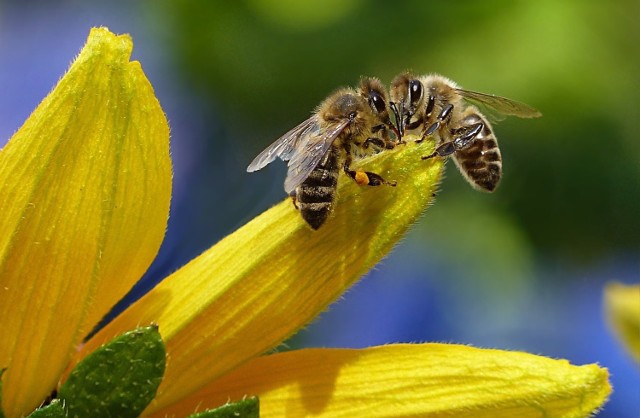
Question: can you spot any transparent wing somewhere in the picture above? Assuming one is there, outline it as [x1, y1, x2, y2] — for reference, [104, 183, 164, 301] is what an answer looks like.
[456, 89, 542, 118]
[283, 118, 350, 194]
[246, 116, 320, 172]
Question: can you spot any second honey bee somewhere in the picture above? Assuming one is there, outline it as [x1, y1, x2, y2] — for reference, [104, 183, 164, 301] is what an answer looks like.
[390, 73, 541, 191]
[247, 78, 398, 230]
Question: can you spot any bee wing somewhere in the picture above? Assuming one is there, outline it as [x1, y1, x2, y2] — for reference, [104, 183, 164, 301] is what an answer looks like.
[456, 89, 542, 118]
[246, 116, 320, 172]
[283, 118, 350, 194]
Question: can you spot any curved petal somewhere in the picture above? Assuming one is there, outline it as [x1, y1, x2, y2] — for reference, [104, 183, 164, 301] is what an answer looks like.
[153, 344, 611, 418]
[604, 282, 640, 362]
[0, 27, 171, 416]
[79, 136, 443, 412]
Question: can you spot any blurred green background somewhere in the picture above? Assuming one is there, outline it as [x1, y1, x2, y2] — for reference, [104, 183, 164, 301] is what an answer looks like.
[167, 0, 640, 258]
[1, 0, 638, 416]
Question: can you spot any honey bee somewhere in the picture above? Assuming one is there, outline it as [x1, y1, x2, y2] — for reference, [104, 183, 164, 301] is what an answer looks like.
[247, 78, 398, 230]
[390, 73, 541, 191]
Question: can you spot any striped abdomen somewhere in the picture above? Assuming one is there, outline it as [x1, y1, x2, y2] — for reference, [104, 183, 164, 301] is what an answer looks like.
[452, 113, 502, 192]
[295, 146, 340, 229]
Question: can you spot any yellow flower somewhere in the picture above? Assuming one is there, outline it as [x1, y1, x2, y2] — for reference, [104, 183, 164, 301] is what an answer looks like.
[604, 282, 640, 362]
[0, 27, 610, 417]
[0, 27, 171, 417]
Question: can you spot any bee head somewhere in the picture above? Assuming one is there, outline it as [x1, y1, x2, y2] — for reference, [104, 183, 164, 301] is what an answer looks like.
[359, 78, 388, 114]
[320, 88, 386, 137]
[390, 72, 423, 137]
[359, 77, 401, 138]
[327, 93, 362, 120]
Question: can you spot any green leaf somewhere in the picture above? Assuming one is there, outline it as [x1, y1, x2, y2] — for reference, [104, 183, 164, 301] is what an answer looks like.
[186, 397, 259, 418]
[58, 325, 165, 418]
[27, 399, 65, 418]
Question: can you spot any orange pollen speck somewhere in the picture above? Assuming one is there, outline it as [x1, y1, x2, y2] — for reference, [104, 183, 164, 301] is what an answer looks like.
[355, 171, 369, 185]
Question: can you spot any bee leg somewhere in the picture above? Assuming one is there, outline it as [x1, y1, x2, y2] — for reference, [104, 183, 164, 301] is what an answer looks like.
[421, 122, 483, 160]
[363, 171, 397, 186]
[364, 137, 396, 150]
[425, 94, 436, 119]
[452, 122, 484, 149]
[363, 137, 384, 148]
[289, 191, 299, 209]
[417, 103, 454, 143]
[405, 118, 424, 132]
[370, 123, 400, 149]
[343, 152, 396, 186]
[344, 167, 397, 187]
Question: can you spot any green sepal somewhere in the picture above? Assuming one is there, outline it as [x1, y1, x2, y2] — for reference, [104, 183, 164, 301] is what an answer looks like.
[186, 397, 259, 418]
[58, 325, 165, 418]
[27, 399, 65, 418]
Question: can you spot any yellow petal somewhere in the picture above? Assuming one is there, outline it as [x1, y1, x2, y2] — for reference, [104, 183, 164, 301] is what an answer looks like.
[604, 282, 640, 362]
[153, 344, 611, 418]
[0, 27, 171, 416]
[79, 136, 443, 412]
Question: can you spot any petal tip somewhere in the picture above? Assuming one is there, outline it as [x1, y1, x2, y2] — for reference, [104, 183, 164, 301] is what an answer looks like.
[85, 27, 133, 64]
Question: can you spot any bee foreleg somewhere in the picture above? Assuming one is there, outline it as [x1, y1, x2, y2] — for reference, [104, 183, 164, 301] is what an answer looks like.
[405, 117, 424, 132]
[425, 94, 436, 118]
[418, 103, 454, 143]
[363, 137, 384, 148]
[363, 137, 396, 150]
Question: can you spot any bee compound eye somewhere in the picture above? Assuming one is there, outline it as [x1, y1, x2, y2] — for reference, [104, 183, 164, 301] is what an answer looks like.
[370, 93, 387, 114]
[409, 80, 423, 105]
